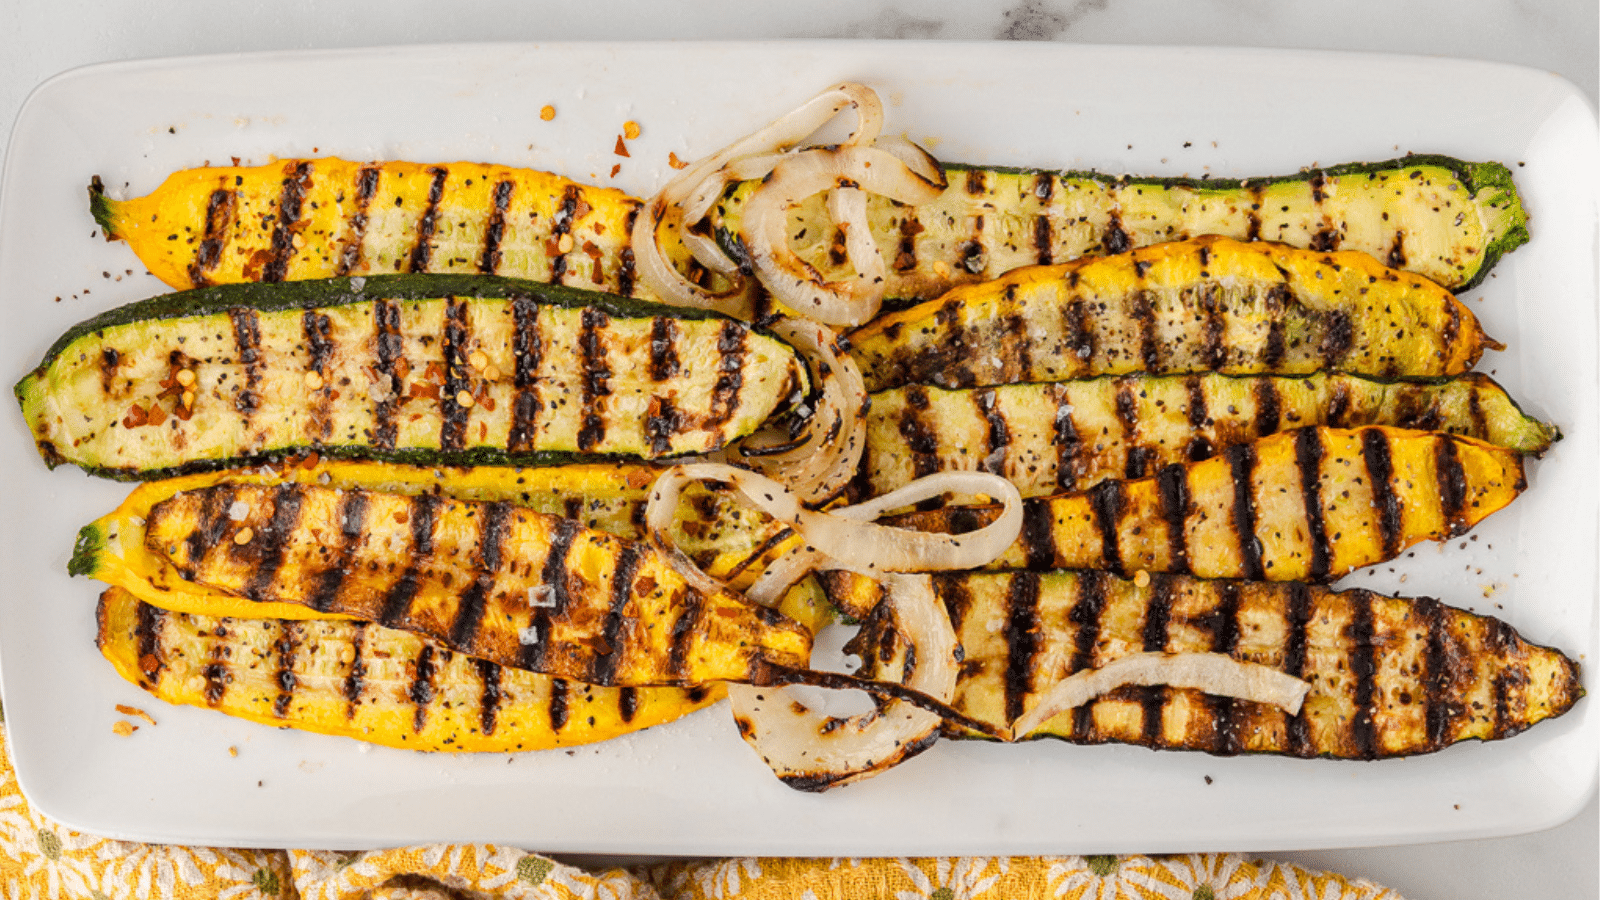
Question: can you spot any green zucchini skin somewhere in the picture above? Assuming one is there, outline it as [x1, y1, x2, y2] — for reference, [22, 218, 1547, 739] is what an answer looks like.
[715, 154, 1528, 306]
[858, 371, 1558, 502]
[17, 274, 806, 480]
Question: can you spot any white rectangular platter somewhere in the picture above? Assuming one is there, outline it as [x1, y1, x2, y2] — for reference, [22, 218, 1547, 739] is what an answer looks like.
[0, 41, 1594, 855]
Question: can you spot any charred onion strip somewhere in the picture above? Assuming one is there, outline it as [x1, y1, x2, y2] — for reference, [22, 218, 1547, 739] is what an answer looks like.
[632, 82, 886, 320]
[1008, 652, 1312, 741]
[728, 573, 963, 791]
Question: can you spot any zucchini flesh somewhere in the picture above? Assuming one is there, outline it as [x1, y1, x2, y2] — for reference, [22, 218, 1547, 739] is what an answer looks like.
[801, 570, 1581, 759]
[17, 274, 805, 478]
[74, 459, 807, 626]
[97, 587, 722, 752]
[141, 481, 811, 687]
[884, 426, 1525, 583]
[91, 160, 648, 296]
[849, 236, 1495, 393]
[859, 371, 1557, 502]
[715, 155, 1527, 300]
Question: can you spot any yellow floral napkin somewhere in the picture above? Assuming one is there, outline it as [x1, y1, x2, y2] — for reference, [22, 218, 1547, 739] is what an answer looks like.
[0, 722, 1404, 900]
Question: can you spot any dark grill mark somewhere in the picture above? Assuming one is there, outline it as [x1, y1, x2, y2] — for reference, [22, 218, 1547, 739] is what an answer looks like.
[1033, 214, 1053, 265]
[649, 316, 680, 381]
[1283, 584, 1313, 756]
[448, 502, 513, 650]
[1089, 481, 1124, 573]
[303, 311, 336, 440]
[507, 294, 544, 452]
[272, 622, 300, 717]
[1225, 443, 1265, 580]
[1434, 435, 1469, 533]
[1262, 285, 1289, 367]
[933, 572, 974, 635]
[378, 493, 441, 627]
[1064, 300, 1093, 371]
[203, 654, 228, 706]
[336, 165, 381, 275]
[975, 388, 1009, 475]
[1068, 571, 1108, 736]
[617, 205, 640, 296]
[263, 162, 313, 282]
[645, 397, 682, 458]
[1001, 572, 1041, 725]
[1325, 378, 1352, 428]
[1103, 213, 1130, 255]
[960, 216, 986, 275]
[549, 679, 570, 731]
[342, 622, 368, 712]
[189, 187, 235, 287]
[705, 320, 747, 435]
[1198, 285, 1227, 369]
[478, 179, 515, 273]
[1210, 583, 1244, 756]
[1487, 619, 1515, 740]
[1253, 379, 1281, 436]
[550, 185, 581, 283]
[1245, 186, 1265, 241]
[521, 518, 581, 673]
[1361, 428, 1402, 558]
[896, 211, 923, 272]
[1002, 306, 1033, 381]
[1021, 500, 1056, 572]
[229, 308, 263, 418]
[1386, 231, 1408, 270]
[589, 543, 644, 686]
[1131, 289, 1162, 371]
[1320, 310, 1354, 367]
[618, 686, 639, 724]
[241, 485, 307, 602]
[187, 486, 239, 575]
[576, 308, 613, 452]
[409, 645, 437, 734]
[1156, 464, 1191, 573]
[1294, 428, 1333, 582]
[1347, 590, 1379, 759]
[666, 591, 705, 683]
[1052, 388, 1082, 492]
[439, 299, 472, 452]
[1417, 597, 1450, 752]
[134, 601, 166, 689]
[308, 490, 371, 612]
[406, 166, 449, 272]
[1309, 226, 1340, 252]
[964, 168, 986, 195]
[1142, 574, 1173, 651]
[1113, 380, 1143, 477]
[475, 658, 503, 736]
[372, 299, 404, 450]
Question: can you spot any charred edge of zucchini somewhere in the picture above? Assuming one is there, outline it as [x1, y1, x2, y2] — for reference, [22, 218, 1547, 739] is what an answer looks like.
[53, 444, 637, 484]
[69, 524, 103, 577]
[88, 176, 120, 240]
[22, 273, 734, 377]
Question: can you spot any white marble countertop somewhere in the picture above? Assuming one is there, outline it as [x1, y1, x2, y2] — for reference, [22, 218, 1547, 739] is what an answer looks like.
[1, 3, 1595, 899]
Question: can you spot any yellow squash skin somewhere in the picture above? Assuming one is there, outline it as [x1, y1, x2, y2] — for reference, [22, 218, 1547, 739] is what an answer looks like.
[141, 481, 811, 688]
[885, 426, 1526, 582]
[97, 587, 723, 752]
[73, 458, 802, 623]
[849, 236, 1497, 393]
[93, 159, 648, 296]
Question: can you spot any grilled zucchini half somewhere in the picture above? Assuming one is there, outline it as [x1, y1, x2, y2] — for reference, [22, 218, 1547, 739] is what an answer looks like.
[715, 155, 1526, 301]
[97, 587, 724, 752]
[859, 371, 1557, 502]
[92, 153, 1526, 307]
[16, 274, 806, 479]
[850, 236, 1497, 393]
[804, 570, 1581, 759]
[886, 426, 1526, 583]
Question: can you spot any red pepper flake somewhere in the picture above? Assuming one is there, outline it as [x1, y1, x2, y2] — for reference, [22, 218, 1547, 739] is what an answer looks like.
[300, 451, 320, 469]
[544, 238, 562, 257]
[668, 152, 689, 170]
[582, 240, 602, 259]
[122, 404, 149, 428]
[610, 163, 622, 178]
[146, 403, 167, 427]
[613, 136, 631, 158]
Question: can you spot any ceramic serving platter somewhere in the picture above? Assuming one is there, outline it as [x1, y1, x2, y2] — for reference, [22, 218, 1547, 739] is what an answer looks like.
[0, 41, 1594, 854]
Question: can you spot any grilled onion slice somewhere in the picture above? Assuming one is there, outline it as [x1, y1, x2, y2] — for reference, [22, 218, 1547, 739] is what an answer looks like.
[728, 572, 956, 791]
[1008, 652, 1312, 740]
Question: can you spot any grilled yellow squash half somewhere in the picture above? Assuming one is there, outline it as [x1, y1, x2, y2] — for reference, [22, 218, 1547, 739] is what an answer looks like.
[850, 236, 1496, 393]
[97, 587, 723, 752]
[886, 426, 1525, 582]
[137, 480, 809, 687]
[859, 371, 1556, 502]
[805, 570, 1581, 758]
